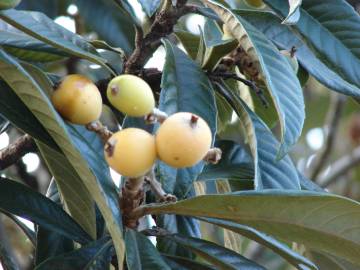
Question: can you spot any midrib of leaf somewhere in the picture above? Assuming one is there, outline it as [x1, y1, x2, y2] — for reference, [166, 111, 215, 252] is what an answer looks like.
[145, 193, 360, 264]
[0, 50, 125, 268]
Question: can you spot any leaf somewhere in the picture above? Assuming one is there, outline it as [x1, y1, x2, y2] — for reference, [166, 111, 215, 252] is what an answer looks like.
[0, 50, 125, 267]
[204, 0, 305, 158]
[74, 0, 135, 55]
[2, 212, 36, 246]
[158, 38, 217, 197]
[198, 140, 254, 181]
[157, 214, 200, 259]
[146, 190, 360, 266]
[174, 30, 200, 60]
[37, 142, 96, 238]
[35, 180, 74, 265]
[138, 0, 162, 17]
[35, 236, 113, 270]
[16, 0, 68, 19]
[0, 80, 57, 149]
[0, 9, 115, 75]
[162, 254, 217, 270]
[298, 171, 324, 192]
[159, 233, 266, 269]
[0, 239, 19, 270]
[0, 114, 9, 134]
[125, 229, 171, 270]
[199, 217, 317, 270]
[309, 251, 359, 270]
[283, 0, 302, 25]
[237, 9, 360, 98]
[263, 0, 360, 90]
[202, 18, 238, 70]
[0, 177, 92, 244]
[0, 21, 67, 60]
[215, 82, 300, 189]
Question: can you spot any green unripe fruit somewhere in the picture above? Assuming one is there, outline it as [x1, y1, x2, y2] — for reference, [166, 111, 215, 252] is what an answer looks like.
[244, 0, 265, 8]
[0, 0, 21, 10]
[280, 50, 299, 74]
[104, 128, 156, 177]
[107, 74, 155, 117]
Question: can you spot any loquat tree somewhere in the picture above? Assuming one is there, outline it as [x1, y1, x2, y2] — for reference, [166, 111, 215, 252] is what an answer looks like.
[0, 0, 360, 269]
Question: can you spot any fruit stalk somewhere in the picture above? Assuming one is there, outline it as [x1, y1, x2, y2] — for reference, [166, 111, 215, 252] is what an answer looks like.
[145, 108, 168, 124]
[119, 177, 145, 229]
[85, 121, 113, 143]
[144, 168, 177, 203]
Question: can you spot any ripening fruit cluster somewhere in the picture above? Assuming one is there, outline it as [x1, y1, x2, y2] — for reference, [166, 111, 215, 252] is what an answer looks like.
[104, 112, 212, 177]
[51, 73, 212, 178]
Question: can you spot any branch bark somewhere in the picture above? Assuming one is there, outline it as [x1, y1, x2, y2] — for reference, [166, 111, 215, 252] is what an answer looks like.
[0, 134, 36, 171]
[319, 146, 360, 188]
[309, 94, 346, 181]
[124, 1, 192, 74]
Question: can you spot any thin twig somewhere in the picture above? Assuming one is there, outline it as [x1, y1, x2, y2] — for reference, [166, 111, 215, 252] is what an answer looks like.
[309, 94, 346, 181]
[319, 146, 360, 188]
[144, 167, 177, 203]
[209, 71, 268, 107]
[0, 134, 36, 171]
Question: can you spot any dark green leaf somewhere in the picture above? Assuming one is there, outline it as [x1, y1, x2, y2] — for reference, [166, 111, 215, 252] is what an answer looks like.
[35, 180, 74, 266]
[0, 49, 125, 265]
[237, 9, 360, 98]
[215, 82, 300, 189]
[125, 229, 171, 270]
[162, 254, 217, 270]
[160, 233, 266, 269]
[198, 140, 254, 181]
[157, 214, 200, 259]
[264, 0, 360, 90]
[200, 217, 317, 270]
[0, 177, 92, 244]
[147, 190, 360, 266]
[174, 30, 200, 60]
[0, 80, 57, 149]
[17, 0, 67, 18]
[206, 0, 305, 158]
[37, 142, 96, 240]
[0, 9, 114, 74]
[202, 19, 238, 70]
[0, 114, 9, 134]
[309, 251, 359, 270]
[36, 236, 113, 270]
[74, 0, 135, 55]
[0, 21, 67, 61]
